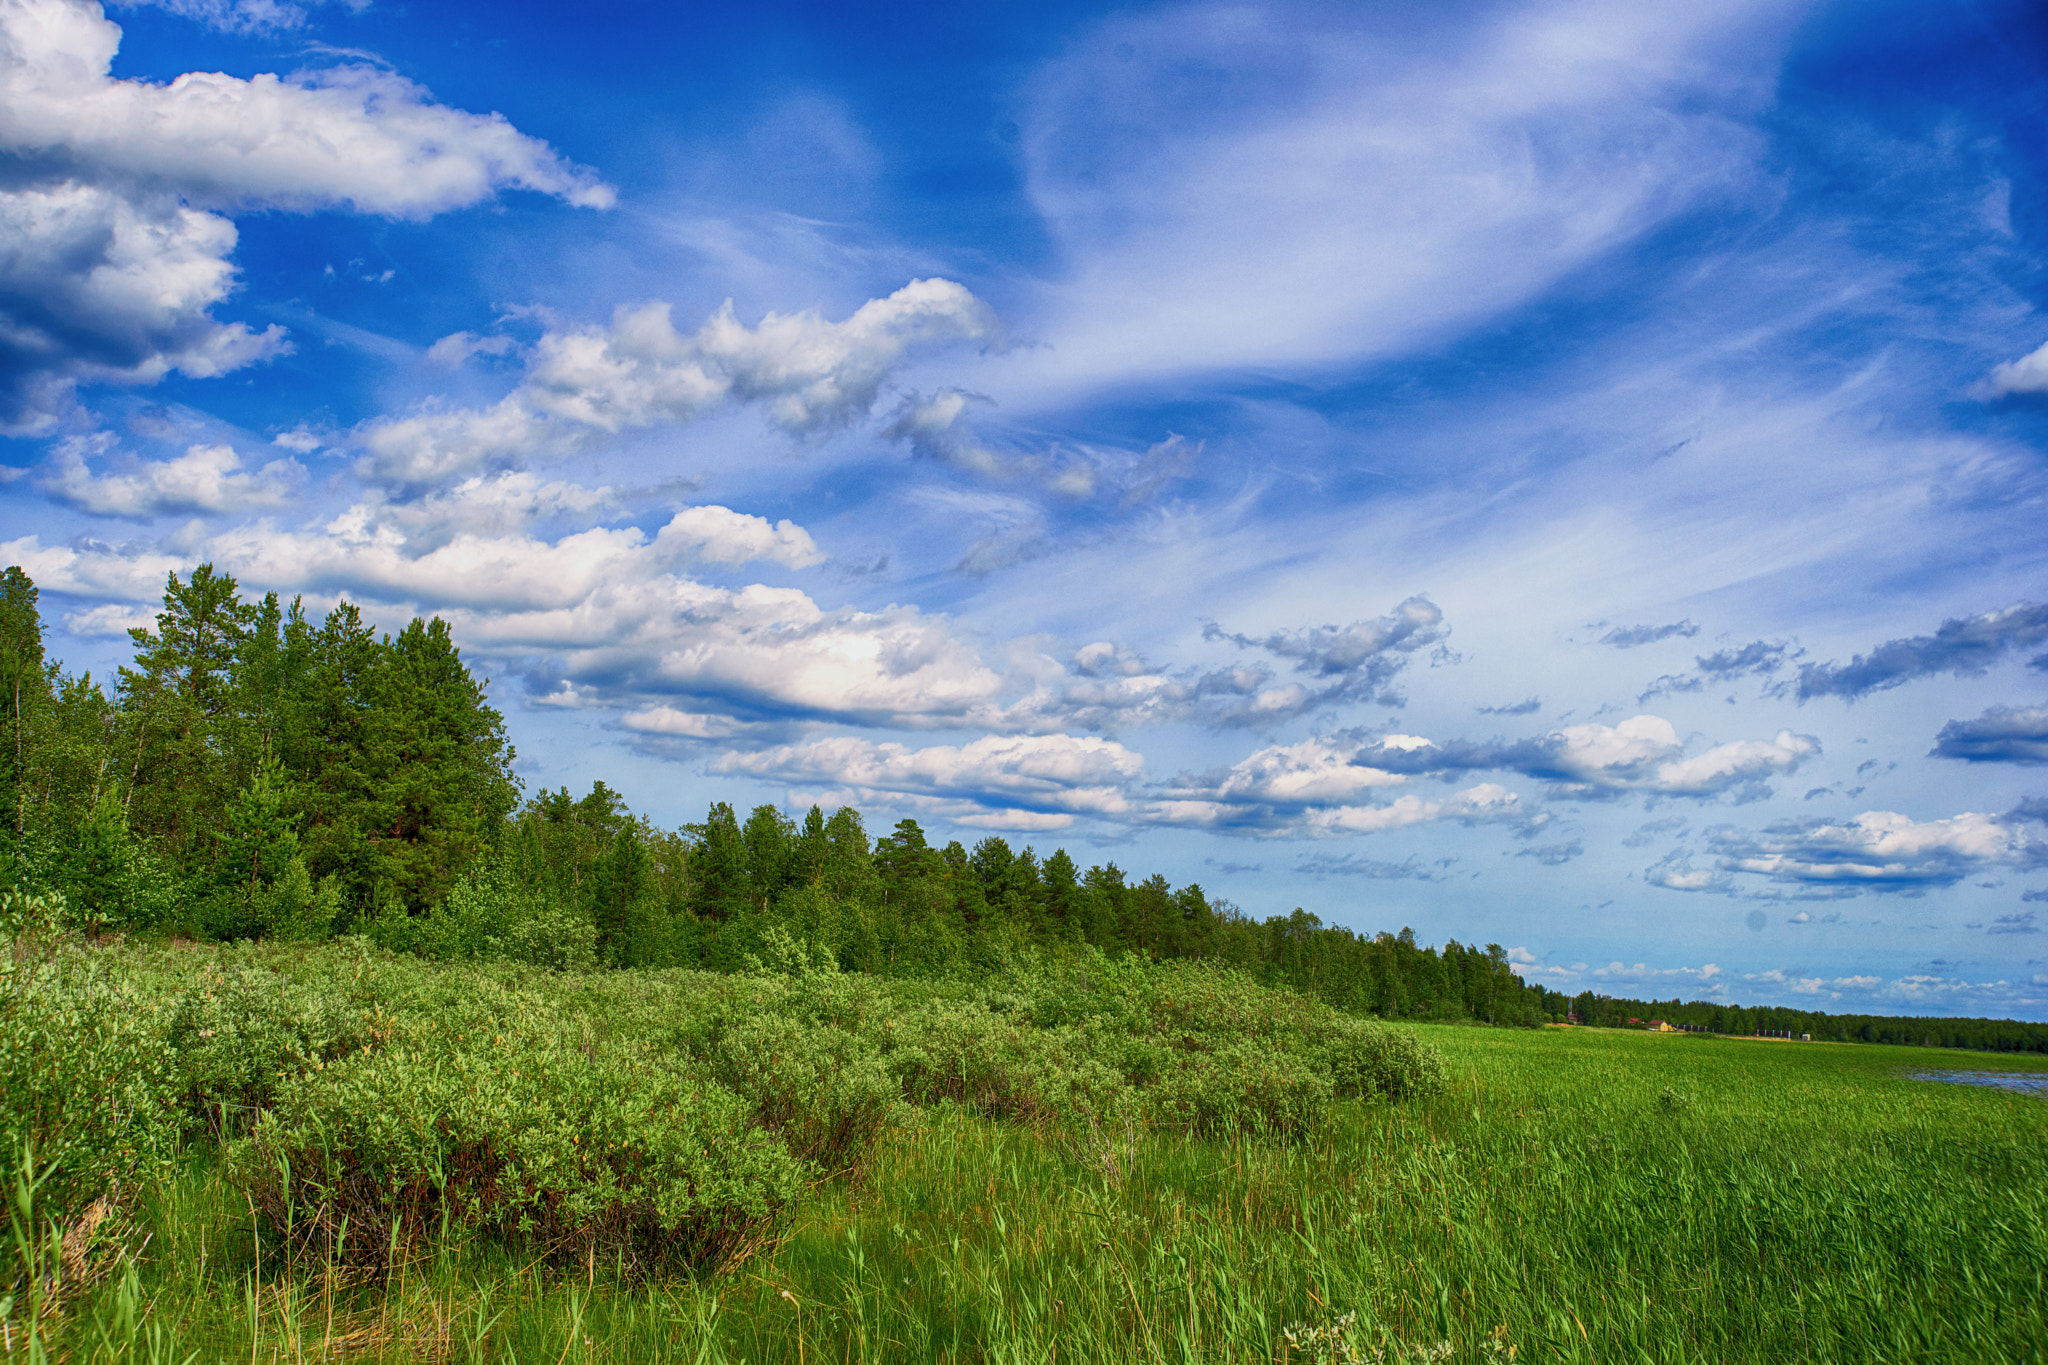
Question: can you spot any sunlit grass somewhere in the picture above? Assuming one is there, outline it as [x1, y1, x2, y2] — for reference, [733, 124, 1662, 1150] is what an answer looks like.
[41, 1026, 2048, 1364]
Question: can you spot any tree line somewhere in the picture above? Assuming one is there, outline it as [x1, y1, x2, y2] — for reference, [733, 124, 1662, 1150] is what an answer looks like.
[1558, 990, 2048, 1053]
[4, 562, 2040, 1048]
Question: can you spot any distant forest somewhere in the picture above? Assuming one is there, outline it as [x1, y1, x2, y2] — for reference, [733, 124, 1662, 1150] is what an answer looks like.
[5, 563, 2045, 1052]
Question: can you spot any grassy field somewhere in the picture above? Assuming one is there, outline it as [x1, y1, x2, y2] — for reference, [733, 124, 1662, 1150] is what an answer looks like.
[33, 1012, 2048, 1365]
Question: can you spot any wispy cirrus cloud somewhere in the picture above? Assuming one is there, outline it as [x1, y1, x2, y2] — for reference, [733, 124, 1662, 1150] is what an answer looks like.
[1600, 619, 1698, 648]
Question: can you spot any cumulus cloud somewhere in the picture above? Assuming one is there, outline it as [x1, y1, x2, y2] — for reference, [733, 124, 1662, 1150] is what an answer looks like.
[1149, 737, 1526, 837]
[1018, 596, 1458, 734]
[654, 505, 824, 569]
[1975, 339, 2048, 399]
[36, 435, 304, 517]
[1797, 602, 2048, 701]
[1643, 849, 1730, 893]
[2, 2, 612, 216]
[0, 179, 290, 426]
[704, 723, 1531, 838]
[6, 502, 1460, 748]
[1699, 803, 2048, 890]
[1929, 703, 2048, 765]
[1561, 961, 2046, 1013]
[358, 280, 1000, 488]
[1623, 815, 1688, 847]
[61, 601, 156, 637]
[1600, 619, 1698, 648]
[0, 0, 610, 428]
[1, 497, 1029, 731]
[711, 733, 1146, 828]
[1354, 714, 1819, 800]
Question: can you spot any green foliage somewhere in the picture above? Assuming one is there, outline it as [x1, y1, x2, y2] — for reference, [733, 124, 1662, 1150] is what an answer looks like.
[159, 945, 389, 1135]
[0, 931, 1451, 1300]
[236, 1019, 806, 1275]
[28, 981, 2048, 1365]
[0, 891, 177, 1232]
[375, 856, 598, 970]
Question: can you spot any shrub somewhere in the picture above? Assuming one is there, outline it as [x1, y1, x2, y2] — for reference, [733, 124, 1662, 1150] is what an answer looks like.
[235, 1020, 807, 1275]
[0, 892, 177, 1231]
[374, 859, 597, 971]
[1318, 1016, 1451, 1101]
[162, 949, 390, 1135]
[1149, 1040, 1334, 1138]
[707, 1013, 902, 1176]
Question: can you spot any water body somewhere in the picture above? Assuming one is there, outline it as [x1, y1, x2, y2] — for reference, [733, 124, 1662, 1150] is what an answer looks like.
[1909, 1070, 2048, 1097]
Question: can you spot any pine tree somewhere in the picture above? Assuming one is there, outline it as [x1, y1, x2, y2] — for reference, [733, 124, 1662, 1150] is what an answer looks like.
[362, 616, 519, 910]
[0, 567, 50, 836]
[118, 565, 257, 863]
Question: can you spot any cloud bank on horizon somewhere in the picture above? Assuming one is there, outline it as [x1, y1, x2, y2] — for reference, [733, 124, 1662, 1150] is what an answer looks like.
[3, 0, 2047, 1018]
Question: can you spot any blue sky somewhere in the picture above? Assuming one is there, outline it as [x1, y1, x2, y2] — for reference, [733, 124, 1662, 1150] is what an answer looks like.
[5, 0, 2048, 1018]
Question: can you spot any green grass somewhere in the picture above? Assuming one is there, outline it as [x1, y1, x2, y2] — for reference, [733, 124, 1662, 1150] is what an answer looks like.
[39, 1023, 2048, 1364]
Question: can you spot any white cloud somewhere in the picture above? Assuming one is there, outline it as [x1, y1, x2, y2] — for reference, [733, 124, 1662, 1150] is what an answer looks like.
[654, 505, 823, 569]
[884, 388, 1195, 503]
[425, 331, 519, 368]
[1975, 338, 2048, 399]
[37, 435, 304, 517]
[1165, 738, 1407, 807]
[0, 0, 609, 427]
[1305, 784, 1521, 835]
[712, 733, 1146, 822]
[357, 279, 1000, 488]
[1707, 808, 2048, 888]
[2, 503, 1019, 730]
[1550, 716, 1819, 796]
[0, 180, 289, 426]
[61, 601, 156, 637]
[1146, 778, 1525, 839]
[1, 1, 612, 216]
[1358, 714, 1819, 800]
[0, 532, 188, 601]
[618, 705, 749, 740]
[363, 471, 620, 548]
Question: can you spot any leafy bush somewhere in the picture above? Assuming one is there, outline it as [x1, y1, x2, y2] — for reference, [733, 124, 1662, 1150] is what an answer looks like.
[376, 858, 596, 971]
[0, 932, 1453, 1285]
[0, 891, 177, 1230]
[707, 1012, 902, 1176]
[236, 1018, 806, 1274]
[1149, 1040, 1335, 1137]
[1318, 1015, 1451, 1101]
[162, 948, 390, 1135]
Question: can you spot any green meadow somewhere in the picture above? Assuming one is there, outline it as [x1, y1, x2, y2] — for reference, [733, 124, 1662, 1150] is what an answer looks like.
[11, 937, 2047, 1365]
